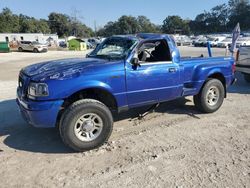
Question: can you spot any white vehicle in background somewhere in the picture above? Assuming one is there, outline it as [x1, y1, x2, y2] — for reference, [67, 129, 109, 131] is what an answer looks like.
[88, 38, 101, 48]
[207, 36, 226, 47]
[18, 41, 48, 53]
[217, 37, 232, 48]
[236, 37, 250, 48]
[236, 46, 250, 83]
[175, 35, 192, 46]
[193, 36, 208, 47]
[100, 37, 106, 42]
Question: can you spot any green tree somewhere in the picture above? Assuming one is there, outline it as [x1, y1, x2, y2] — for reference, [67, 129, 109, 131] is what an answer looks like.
[137, 16, 161, 33]
[18, 15, 50, 33]
[0, 8, 19, 32]
[97, 21, 120, 37]
[36, 19, 51, 33]
[190, 4, 230, 34]
[97, 15, 160, 37]
[117, 16, 140, 34]
[208, 4, 229, 32]
[69, 21, 94, 37]
[0, 8, 93, 37]
[48, 12, 70, 37]
[189, 13, 208, 34]
[162, 16, 190, 34]
[228, 0, 250, 30]
[48, 12, 94, 37]
[68, 12, 94, 38]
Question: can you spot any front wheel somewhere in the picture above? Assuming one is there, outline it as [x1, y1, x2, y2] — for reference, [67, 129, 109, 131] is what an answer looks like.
[244, 74, 250, 83]
[194, 79, 225, 113]
[59, 99, 113, 152]
[33, 48, 39, 53]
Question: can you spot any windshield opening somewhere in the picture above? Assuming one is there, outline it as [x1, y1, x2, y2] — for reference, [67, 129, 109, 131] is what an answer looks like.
[88, 37, 138, 60]
[31, 41, 42, 45]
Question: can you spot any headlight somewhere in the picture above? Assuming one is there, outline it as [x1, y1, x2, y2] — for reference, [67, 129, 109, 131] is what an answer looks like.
[28, 82, 49, 97]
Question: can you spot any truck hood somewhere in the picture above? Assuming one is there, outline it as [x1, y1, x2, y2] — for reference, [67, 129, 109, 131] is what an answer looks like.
[22, 58, 123, 81]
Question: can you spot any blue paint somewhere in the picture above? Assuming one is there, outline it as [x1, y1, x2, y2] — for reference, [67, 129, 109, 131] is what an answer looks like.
[17, 34, 235, 128]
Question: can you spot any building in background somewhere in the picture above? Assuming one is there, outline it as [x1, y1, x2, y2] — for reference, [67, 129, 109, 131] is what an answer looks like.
[0, 33, 58, 48]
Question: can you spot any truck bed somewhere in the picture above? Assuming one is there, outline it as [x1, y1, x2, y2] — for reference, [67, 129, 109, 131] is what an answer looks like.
[179, 56, 235, 96]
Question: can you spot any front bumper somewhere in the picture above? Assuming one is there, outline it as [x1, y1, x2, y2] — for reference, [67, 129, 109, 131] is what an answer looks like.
[16, 95, 64, 128]
[37, 48, 48, 52]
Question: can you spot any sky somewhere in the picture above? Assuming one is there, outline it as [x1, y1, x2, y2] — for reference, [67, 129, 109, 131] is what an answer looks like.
[0, 0, 229, 29]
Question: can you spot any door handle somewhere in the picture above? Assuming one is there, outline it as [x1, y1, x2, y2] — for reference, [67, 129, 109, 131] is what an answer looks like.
[168, 67, 177, 73]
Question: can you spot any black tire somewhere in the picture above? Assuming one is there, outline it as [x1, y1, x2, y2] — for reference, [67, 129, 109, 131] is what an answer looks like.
[33, 48, 39, 53]
[193, 79, 225, 113]
[59, 99, 113, 152]
[244, 74, 250, 83]
[18, 47, 23, 52]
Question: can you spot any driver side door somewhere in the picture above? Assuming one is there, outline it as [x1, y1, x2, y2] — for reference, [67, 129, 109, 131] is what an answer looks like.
[125, 39, 181, 108]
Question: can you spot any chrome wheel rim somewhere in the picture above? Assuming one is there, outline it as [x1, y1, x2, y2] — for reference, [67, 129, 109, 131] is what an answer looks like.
[74, 113, 103, 142]
[206, 86, 219, 106]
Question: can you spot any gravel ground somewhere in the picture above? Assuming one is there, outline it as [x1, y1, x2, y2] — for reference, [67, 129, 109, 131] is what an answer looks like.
[0, 47, 249, 188]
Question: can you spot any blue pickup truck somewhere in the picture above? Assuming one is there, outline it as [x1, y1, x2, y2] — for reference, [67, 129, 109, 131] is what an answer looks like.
[17, 34, 236, 151]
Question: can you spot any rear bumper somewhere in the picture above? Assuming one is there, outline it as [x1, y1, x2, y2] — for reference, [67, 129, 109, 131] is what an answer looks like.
[16, 96, 63, 128]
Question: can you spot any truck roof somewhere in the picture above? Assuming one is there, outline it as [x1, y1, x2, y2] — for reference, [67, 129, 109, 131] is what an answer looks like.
[112, 33, 171, 40]
[136, 33, 169, 39]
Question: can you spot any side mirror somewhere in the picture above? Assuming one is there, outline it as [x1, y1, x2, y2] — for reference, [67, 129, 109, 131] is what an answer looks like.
[86, 54, 89, 58]
[131, 57, 141, 67]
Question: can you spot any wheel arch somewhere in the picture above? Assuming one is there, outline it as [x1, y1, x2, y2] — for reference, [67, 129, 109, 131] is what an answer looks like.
[62, 87, 118, 111]
[56, 87, 118, 128]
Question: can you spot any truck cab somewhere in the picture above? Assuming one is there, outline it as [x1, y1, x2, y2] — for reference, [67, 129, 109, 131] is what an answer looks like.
[124, 34, 182, 107]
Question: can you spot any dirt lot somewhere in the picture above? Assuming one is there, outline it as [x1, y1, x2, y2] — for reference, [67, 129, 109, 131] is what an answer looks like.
[0, 48, 249, 188]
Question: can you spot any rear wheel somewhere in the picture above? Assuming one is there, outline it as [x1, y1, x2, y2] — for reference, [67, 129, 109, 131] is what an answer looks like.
[18, 47, 23, 52]
[59, 99, 113, 152]
[194, 79, 225, 113]
[244, 74, 250, 83]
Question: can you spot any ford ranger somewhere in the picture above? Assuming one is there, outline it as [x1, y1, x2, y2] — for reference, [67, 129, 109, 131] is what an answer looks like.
[17, 34, 236, 151]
